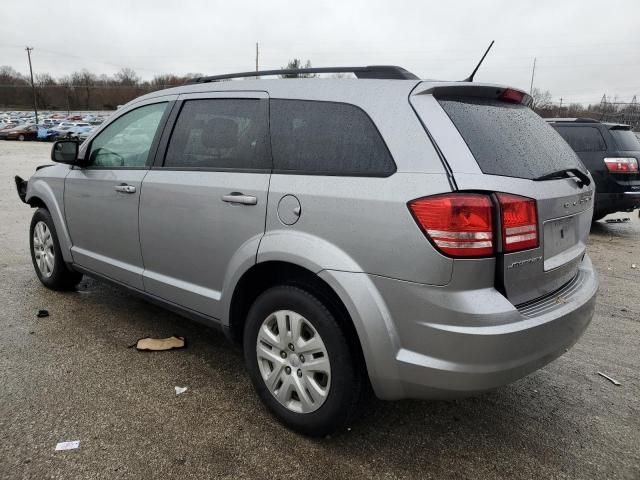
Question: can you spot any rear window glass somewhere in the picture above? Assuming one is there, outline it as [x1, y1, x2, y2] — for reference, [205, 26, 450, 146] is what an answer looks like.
[270, 99, 395, 176]
[554, 126, 607, 152]
[165, 99, 270, 170]
[438, 97, 584, 179]
[609, 129, 640, 151]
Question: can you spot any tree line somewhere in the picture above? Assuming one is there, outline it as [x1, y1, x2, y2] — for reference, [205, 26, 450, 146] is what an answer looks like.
[0, 66, 198, 111]
[0, 59, 314, 111]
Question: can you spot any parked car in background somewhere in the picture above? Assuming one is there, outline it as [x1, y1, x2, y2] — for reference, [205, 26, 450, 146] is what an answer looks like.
[547, 118, 640, 220]
[37, 126, 60, 142]
[52, 122, 91, 136]
[74, 126, 95, 142]
[42, 119, 59, 128]
[0, 124, 38, 141]
[15, 66, 598, 436]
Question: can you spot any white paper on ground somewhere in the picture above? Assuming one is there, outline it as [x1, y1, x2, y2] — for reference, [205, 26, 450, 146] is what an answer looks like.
[175, 386, 188, 395]
[55, 440, 80, 451]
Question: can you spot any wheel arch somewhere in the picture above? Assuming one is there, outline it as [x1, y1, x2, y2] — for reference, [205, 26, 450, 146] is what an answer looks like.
[26, 179, 73, 263]
[228, 261, 356, 346]
[226, 259, 403, 399]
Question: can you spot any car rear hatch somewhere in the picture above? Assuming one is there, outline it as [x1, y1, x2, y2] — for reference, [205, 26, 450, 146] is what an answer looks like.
[410, 83, 595, 305]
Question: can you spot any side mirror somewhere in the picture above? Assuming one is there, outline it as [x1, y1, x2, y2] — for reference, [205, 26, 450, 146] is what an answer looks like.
[51, 140, 79, 164]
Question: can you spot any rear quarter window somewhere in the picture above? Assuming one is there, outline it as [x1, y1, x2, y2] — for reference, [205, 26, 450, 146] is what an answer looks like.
[438, 96, 584, 179]
[554, 126, 607, 152]
[270, 99, 395, 176]
[609, 129, 640, 151]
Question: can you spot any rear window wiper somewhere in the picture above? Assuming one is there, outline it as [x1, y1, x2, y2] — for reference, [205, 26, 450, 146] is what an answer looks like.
[533, 168, 591, 186]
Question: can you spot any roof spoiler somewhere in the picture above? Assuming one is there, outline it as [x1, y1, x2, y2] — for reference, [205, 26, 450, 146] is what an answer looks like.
[413, 83, 533, 107]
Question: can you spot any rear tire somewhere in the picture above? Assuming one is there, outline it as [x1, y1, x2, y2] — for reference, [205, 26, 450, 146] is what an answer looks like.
[18, 134, 25, 141]
[29, 208, 82, 290]
[243, 285, 363, 437]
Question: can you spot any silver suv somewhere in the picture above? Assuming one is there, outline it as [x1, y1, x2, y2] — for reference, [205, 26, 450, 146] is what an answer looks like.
[15, 66, 599, 436]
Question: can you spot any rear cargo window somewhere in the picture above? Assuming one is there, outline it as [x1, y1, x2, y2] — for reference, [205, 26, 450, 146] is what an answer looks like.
[438, 97, 584, 179]
[554, 126, 607, 152]
[270, 99, 395, 176]
[609, 129, 640, 151]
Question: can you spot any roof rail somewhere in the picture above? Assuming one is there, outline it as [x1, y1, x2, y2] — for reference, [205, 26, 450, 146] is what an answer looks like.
[186, 65, 419, 84]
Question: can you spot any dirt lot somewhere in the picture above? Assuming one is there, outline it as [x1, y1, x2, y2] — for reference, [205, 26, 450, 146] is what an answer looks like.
[1, 141, 638, 479]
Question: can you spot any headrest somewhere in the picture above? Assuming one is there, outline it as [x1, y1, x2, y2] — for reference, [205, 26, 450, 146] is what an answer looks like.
[201, 117, 238, 149]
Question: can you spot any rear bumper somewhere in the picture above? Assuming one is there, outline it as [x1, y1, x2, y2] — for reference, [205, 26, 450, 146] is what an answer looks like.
[366, 254, 598, 400]
[595, 191, 640, 215]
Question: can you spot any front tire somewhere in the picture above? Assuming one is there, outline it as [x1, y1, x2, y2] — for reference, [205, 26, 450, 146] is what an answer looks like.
[244, 285, 362, 437]
[30, 208, 82, 290]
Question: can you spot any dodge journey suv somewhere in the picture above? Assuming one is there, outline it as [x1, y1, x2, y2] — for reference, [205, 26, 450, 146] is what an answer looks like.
[15, 65, 599, 436]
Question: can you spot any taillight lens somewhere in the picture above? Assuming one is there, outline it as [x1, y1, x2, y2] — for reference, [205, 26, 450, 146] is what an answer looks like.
[497, 193, 538, 252]
[500, 88, 525, 104]
[408, 193, 494, 257]
[604, 157, 639, 174]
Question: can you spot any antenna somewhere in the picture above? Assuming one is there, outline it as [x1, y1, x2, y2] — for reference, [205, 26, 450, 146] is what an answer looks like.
[462, 40, 495, 82]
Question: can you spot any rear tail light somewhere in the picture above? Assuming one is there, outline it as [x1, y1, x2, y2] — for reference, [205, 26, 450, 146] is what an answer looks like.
[496, 193, 539, 252]
[408, 192, 538, 258]
[408, 194, 494, 257]
[603, 157, 639, 174]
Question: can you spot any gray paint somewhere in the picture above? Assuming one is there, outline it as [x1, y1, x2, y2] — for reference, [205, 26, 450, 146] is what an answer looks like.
[22, 77, 598, 401]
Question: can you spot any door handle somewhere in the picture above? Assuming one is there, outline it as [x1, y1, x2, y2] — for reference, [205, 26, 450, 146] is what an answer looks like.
[221, 192, 258, 205]
[114, 184, 136, 194]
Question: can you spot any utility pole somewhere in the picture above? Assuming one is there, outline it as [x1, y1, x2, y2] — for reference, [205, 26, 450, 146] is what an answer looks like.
[558, 97, 563, 117]
[255, 42, 259, 78]
[529, 57, 536, 94]
[25, 47, 39, 125]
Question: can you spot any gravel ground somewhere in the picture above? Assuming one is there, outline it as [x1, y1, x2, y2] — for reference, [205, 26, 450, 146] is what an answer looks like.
[1, 141, 638, 479]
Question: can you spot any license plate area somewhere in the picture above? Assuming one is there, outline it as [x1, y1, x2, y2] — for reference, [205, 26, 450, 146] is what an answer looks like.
[543, 215, 582, 271]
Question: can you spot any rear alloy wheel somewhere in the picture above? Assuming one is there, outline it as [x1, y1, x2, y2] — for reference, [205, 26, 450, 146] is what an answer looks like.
[30, 208, 83, 290]
[256, 310, 332, 414]
[244, 285, 362, 437]
[18, 134, 25, 141]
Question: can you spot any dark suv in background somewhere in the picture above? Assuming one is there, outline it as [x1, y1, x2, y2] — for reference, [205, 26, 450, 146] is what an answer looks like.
[547, 118, 640, 220]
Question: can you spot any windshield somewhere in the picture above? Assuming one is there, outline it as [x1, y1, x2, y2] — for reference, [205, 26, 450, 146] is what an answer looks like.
[610, 129, 640, 151]
[437, 96, 585, 180]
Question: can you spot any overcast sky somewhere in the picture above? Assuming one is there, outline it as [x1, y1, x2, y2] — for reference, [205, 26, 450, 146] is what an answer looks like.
[1, 0, 638, 104]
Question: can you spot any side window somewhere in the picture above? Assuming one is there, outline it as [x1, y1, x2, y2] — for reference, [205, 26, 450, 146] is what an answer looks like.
[270, 99, 395, 176]
[555, 126, 607, 152]
[164, 99, 270, 170]
[87, 102, 167, 168]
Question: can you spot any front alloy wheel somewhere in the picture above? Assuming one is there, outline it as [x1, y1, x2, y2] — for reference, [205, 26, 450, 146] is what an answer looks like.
[32, 221, 55, 277]
[29, 208, 82, 290]
[256, 310, 331, 413]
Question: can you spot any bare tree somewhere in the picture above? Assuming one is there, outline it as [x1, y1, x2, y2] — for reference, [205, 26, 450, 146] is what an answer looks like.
[280, 59, 315, 78]
[71, 70, 97, 109]
[115, 68, 140, 86]
[35, 73, 56, 108]
[531, 88, 553, 111]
